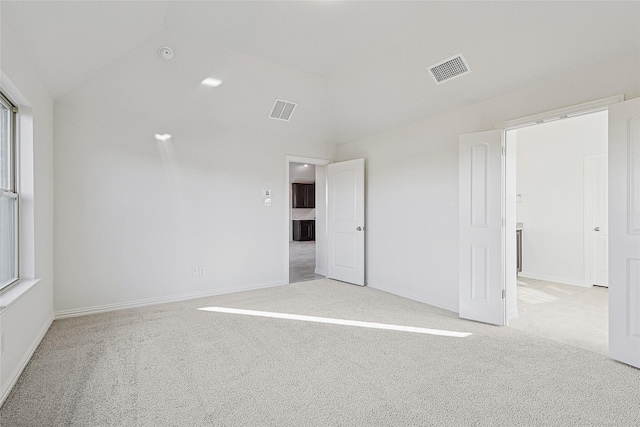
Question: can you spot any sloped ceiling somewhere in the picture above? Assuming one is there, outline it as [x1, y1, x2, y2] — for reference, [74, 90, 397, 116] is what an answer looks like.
[2, 1, 639, 143]
[1, 0, 168, 98]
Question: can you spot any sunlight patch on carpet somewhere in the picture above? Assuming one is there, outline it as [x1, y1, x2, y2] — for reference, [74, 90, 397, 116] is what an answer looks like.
[198, 307, 472, 337]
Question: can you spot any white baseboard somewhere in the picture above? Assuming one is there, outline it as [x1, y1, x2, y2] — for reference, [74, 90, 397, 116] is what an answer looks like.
[314, 268, 326, 276]
[0, 314, 53, 407]
[54, 280, 286, 319]
[507, 308, 519, 320]
[518, 272, 586, 287]
[367, 281, 459, 314]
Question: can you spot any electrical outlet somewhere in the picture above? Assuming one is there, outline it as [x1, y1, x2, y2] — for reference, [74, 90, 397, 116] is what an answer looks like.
[192, 268, 198, 277]
[264, 198, 272, 207]
[199, 268, 205, 276]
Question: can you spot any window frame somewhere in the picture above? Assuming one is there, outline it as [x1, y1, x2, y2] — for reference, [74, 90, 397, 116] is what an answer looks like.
[1, 90, 19, 291]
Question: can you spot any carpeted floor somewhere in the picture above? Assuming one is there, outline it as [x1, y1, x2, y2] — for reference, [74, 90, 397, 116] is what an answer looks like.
[1, 279, 638, 426]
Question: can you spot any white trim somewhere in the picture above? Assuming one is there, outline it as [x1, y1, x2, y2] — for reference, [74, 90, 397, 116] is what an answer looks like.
[504, 129, 518, 324]
[496, 95, 624, 130]
[0, 91, 19, 291]
[314, 268, 326, 276]
[517, 273, 587, 288]
[1, 73, 37, 282]
[54, 280, 285, 319]
[0, 279, 41, 314]
[498, 97, 620, 327]
[367, 281, 459, 314]
[501, 128, 508, 327]
[285, 155, 331, 166]
[0, 314, 52, 407]
[284, 155, 330, 285]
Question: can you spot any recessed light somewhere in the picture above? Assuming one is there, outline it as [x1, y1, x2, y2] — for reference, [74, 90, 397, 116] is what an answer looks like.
[303, 164, 309, 167]
[201, 77, 222, 87]
[158, 47, 174, 60]
[155, 133, 171, 142]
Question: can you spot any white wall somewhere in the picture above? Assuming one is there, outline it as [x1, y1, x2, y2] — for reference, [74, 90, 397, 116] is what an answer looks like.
[516, 112, 607, 286]
[336, 54, 640, 312]
[0, 24, 55, 403]
[53, 30, 335, 315]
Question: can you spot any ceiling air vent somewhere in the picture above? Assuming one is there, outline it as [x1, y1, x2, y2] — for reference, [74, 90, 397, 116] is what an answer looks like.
[269, 99, 297, 121]
[428, 53, 471, 84]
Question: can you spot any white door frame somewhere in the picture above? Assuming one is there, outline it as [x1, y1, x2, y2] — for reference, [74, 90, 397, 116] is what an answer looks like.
[496, 95, 623, 324]
[504, 129, 518, 320]
[284, 155, 330, 284]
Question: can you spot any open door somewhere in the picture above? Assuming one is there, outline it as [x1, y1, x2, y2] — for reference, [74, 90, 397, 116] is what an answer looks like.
[459, 130, 505, 325]
[327, 159, 365, 286]
[609, 98, 640, 368]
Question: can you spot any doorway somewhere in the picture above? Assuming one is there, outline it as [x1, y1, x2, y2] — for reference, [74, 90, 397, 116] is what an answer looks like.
[506, 110, 609, 355]
[460, 95, 638, 366]
[289, 162, 323, 283]
[285, 156, 330, 284]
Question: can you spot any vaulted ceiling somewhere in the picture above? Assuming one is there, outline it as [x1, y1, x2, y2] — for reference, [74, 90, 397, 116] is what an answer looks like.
[2, 1, 639, 142]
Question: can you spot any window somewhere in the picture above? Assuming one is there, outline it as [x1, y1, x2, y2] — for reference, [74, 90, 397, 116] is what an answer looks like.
[0, 91, 18, 291]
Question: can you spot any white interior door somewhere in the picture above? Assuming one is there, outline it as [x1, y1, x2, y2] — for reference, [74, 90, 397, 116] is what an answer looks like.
[459, 130, 505, 325]
[609, 98, 640, 368]
[586, 155, 609, 287]
[327, 159, 365, 286]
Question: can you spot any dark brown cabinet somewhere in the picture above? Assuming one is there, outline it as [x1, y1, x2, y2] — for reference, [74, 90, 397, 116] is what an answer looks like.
[293, 220, 315, 241]
[292, 183, 315, 208]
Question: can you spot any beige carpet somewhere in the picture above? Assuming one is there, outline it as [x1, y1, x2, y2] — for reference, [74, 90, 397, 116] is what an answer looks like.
[1, 279, 638, 426]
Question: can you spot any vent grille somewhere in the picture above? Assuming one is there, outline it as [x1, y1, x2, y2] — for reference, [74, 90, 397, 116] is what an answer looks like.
[269, 99, 297, 121]
[428, 54, 471, 84]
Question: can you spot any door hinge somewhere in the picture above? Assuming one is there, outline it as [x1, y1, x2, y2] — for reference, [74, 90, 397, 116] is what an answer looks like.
[501, 146, 506, 156]
[502, 218, 506, 227]
[502, 289, 506, 299]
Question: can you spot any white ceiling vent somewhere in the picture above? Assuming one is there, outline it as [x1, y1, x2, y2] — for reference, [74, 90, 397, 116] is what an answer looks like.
[269, 99, 297, 121]
[428, 53, 471, 84]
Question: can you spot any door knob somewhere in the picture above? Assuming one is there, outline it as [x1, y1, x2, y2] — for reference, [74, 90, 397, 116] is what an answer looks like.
[356, 227, 363, 231]
[594, 227, 600, 232]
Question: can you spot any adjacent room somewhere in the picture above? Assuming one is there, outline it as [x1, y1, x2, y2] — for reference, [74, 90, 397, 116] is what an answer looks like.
[288, 161, 324, 283]
[1, 1, 639, 425]
[507, 111, 610, 355]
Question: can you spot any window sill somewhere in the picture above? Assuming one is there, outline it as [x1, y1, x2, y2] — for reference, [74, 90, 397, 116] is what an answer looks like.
[0, 279, 41, 314]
